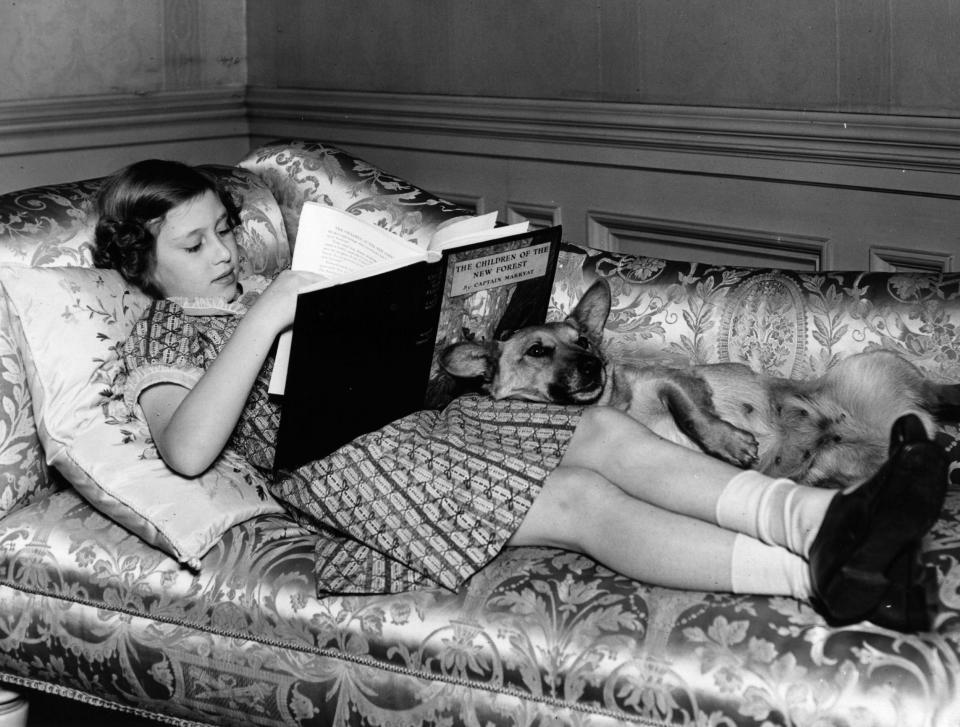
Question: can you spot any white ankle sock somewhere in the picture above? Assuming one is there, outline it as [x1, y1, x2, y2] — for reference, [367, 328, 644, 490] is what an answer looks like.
[730, 534, 811, 600]
[716, 470, 825, 557]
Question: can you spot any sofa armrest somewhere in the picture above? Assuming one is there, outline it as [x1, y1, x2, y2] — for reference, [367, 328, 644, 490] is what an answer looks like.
[238, 139, 475, 254]
[0, 292, 60, 517]
[0, 178, 102, 268]
[204, 166, 291, 278]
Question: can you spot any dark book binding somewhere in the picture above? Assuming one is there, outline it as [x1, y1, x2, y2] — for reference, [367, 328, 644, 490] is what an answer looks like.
[274, 224, 562, 471]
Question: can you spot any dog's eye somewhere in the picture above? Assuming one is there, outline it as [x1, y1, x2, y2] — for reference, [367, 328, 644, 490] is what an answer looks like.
[575, 336, 591, 350]
[525, 343, 551, 358]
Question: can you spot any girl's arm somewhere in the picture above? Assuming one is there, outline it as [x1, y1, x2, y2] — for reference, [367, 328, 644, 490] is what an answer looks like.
[138, 270, 321, 477]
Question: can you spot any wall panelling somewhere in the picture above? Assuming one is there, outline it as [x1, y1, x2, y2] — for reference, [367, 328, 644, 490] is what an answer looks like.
[247, 88, 960, 271]
[248, 0, 960, 118]
[0, 0, 247, 192]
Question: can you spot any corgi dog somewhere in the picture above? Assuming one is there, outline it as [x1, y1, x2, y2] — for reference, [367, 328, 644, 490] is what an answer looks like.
[441, 279, 960, 487]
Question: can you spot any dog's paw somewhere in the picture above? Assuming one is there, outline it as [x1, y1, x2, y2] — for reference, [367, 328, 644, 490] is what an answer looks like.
[715, 425, 759, 468]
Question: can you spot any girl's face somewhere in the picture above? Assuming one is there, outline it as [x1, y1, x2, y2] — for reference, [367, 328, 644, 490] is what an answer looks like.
[151, 190, 240, 300]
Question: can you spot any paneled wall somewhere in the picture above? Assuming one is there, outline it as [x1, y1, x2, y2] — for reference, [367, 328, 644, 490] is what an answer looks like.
[2, 1, 959, 272]
[246, 0, 960, 272]
[248, 0, 960, 116]
[0, 0, 249, 192]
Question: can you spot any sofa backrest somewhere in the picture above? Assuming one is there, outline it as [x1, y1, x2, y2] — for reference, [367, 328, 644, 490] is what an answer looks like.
[550, 249, 960, 382]
[236, 138, 475, 250]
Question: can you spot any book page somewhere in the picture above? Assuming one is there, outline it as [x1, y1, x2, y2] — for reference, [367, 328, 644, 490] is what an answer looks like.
[292, 202, 426, 276]
[429, 219, 530, 253]
[428, 211, 498, 251]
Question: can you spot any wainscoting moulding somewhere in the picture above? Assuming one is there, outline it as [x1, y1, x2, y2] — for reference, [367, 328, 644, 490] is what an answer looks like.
[0, 89, 246, 156]
[0, 88, 249, 192]
[247, 88, 960, 271]
[5, 86, 960, 197]
[246, 87, 960, 199]
[585, 212, 830, 271]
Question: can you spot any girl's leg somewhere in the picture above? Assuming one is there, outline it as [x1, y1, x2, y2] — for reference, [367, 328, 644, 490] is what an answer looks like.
[509, 465, 809, 597]
[561, 407, 834, 555]
[561, 406, 742, 521]
[549, 408, 948, 627]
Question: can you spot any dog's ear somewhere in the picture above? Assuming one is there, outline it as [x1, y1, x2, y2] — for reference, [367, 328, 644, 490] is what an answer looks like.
[567, 279, 612, 342]
[439, 341, 497, 380]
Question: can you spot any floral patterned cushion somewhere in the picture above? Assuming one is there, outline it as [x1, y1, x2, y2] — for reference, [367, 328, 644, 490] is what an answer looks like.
[0, 166, 290, 523]
[237, 139, 475, 251]
[0, 266, 283, 567]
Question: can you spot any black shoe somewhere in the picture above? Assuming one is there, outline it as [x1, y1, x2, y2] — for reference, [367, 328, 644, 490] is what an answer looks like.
[863, 541, 936, 632]
[889, 410, 931, 451]
[865, 414, 944, 633]
[808, 414, 947, 627]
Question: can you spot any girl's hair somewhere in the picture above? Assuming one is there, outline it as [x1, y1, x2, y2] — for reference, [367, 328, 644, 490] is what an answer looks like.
[92, 159, 242, 297]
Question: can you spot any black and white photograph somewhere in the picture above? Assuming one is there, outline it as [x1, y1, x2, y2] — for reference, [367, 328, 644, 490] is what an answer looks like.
[1, 3, 959, 726]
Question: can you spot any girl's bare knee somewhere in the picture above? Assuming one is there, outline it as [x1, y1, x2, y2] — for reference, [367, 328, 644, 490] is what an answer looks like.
[540, 465, 589, 516]
[579, 406, 629, 435]
[510, 466, 618, 551]
[565, 406, 655, 469]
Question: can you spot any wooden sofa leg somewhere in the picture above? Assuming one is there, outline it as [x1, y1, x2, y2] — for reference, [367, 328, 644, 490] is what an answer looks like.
[0, 688, 27, 727]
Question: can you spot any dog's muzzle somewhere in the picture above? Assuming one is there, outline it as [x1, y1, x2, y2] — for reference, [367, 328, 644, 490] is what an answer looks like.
[550, 353, 606, 404]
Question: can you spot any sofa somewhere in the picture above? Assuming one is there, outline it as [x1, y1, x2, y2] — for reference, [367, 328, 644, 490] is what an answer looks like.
[0, 138, 958, 727]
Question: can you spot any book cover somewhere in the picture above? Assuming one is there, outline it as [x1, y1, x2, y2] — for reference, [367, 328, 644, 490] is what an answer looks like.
[422, 227, 561, 409]
[272, 206, 561, 470]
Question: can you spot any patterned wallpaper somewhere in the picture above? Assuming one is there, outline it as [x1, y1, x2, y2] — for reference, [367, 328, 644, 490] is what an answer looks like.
[0, 0, 245, 101]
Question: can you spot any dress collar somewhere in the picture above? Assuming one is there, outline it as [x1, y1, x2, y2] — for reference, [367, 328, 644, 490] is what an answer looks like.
[167, 274, 271, 316]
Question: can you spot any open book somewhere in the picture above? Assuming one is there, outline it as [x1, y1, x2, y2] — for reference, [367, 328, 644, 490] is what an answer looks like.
[272, 202, 562, 470]
[269, 203, 533, 394]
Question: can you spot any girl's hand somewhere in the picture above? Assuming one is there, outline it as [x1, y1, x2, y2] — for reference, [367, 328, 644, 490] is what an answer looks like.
[248, 269, 325, 335]
[143, 267, 325, 477]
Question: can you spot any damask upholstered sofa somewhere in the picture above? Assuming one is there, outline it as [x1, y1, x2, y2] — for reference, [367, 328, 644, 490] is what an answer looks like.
[0, 139, 958, 727]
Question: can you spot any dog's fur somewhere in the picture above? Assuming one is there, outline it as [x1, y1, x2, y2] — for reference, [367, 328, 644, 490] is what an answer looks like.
[440, 279, 960, 487]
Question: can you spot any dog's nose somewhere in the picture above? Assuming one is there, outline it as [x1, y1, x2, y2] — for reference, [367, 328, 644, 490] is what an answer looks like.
[578, 356, 600, 378]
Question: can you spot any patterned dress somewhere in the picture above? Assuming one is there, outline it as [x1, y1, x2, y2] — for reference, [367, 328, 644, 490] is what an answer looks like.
[123, 283, 583, 595]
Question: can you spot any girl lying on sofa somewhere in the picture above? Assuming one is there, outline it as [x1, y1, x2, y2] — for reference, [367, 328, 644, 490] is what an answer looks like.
[92, 158, 948, 633]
